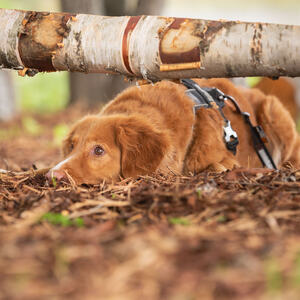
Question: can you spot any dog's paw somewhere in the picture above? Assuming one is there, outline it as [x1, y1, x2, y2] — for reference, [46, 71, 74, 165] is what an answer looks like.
[206, 162, 228, 173]
[206, 158, 240, 173]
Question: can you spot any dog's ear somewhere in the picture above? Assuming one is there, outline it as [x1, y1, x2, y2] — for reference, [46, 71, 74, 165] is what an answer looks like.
[116, 117, 170, 178]
[62, 130, 75, 157]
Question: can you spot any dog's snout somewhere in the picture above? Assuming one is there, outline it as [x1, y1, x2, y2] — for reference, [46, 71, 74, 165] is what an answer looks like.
[46, 169, 68, 184]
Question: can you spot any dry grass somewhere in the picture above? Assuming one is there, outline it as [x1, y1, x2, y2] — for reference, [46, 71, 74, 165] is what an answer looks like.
[0, 108, 300, 299]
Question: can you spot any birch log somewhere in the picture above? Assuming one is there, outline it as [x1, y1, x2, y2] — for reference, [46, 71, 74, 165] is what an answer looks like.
[1, 8, 300, 80]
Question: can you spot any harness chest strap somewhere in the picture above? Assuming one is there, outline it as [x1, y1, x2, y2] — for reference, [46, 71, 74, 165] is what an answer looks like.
[180, 79, 277, 170]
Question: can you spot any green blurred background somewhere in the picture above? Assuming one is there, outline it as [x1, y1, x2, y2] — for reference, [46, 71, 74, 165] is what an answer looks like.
[0, 0, 68, 114]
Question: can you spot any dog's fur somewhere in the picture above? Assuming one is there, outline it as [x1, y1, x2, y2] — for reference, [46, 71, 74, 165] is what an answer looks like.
[48, 78, 300, 184]
[254, 77, 299, 121]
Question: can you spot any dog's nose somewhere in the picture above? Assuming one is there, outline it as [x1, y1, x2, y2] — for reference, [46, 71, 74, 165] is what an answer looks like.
[46, 169, 68, 184]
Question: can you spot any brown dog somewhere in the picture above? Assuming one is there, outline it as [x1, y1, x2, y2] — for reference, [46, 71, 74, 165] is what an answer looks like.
[47, 79, 300, 184]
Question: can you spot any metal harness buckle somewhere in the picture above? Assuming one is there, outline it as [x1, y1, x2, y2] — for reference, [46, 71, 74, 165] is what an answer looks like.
[223, 120, 239, 155]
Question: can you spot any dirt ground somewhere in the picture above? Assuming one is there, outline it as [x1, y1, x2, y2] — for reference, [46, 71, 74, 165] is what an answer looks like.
[1, 107, 300, 300]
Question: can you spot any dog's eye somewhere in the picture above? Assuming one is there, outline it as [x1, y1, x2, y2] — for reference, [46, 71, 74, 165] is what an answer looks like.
[93, 145, 105, 156]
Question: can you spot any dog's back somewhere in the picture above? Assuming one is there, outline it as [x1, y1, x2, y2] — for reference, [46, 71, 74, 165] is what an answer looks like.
[254, 77, 299, 121]
[103, 78, 300, 173]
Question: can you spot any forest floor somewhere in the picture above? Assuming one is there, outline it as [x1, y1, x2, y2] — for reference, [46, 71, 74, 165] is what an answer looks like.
[0, 106, 300, 300]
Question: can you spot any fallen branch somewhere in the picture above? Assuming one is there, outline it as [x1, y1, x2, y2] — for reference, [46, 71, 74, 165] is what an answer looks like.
[1, 8, 300, 79]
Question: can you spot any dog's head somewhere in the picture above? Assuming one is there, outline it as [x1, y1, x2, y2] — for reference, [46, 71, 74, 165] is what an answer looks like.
[47, 114, 169, 184]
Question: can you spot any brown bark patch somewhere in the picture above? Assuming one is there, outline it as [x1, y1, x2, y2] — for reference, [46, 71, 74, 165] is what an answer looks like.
[159, 19, 237, 66]
[19, 11, 75, 71]
[159, 18, 201, 64]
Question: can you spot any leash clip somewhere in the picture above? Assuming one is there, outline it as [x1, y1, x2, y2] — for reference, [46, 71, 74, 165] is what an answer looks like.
[223, 120, 239, 155]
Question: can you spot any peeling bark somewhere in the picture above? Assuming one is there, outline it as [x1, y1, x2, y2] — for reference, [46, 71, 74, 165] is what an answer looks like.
[0, 10, 26, 70]
[1, 8, 300, 79]
[19, 11, 74, 71]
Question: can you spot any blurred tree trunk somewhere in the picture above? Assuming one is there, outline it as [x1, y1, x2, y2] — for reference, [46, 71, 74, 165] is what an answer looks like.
[134, 0, 165, 15]
[0, 70, 16, 121]
[104, 0, 164, 16]
[103, 0, 126, 16]
[61, 0, 165, 107]
[61, 0, 113, 107]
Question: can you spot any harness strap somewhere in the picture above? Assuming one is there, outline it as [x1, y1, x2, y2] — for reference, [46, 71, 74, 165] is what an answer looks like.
[217, 92, 277, 170]
[182, 79, 239, 155]
[181, 79, 277, 170]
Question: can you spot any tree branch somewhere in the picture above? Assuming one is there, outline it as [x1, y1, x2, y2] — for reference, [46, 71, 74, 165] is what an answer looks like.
[1, 8, 300, 79]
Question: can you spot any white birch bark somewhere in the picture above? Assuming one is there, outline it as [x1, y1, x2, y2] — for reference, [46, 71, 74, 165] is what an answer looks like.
[0, 8, 300, 80]
[0, 9, 26, 70]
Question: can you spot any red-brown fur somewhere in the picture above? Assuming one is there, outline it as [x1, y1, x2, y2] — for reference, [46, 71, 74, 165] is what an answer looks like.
[48, 79, 300, 184]
[254, 77, 299, 121]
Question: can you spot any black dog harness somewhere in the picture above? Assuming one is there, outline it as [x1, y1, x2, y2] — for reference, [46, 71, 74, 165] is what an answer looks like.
[181, 79, 277, 170]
